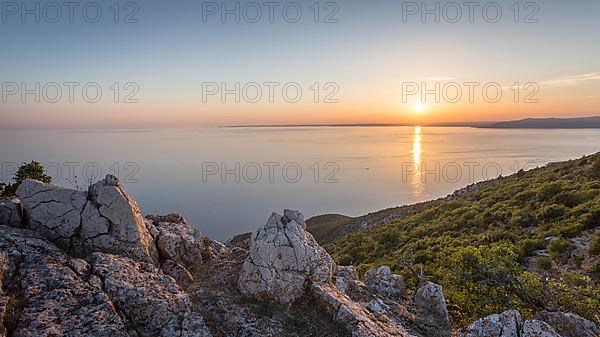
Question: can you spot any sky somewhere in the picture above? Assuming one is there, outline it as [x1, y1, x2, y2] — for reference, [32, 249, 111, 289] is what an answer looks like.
[1, 0, 599, 128]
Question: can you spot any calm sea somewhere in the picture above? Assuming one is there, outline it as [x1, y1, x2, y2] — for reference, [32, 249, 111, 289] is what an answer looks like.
[2, 127, 600, 240]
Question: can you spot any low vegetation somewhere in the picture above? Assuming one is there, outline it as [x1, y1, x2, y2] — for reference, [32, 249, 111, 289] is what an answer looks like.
[325, 153, 600, 327]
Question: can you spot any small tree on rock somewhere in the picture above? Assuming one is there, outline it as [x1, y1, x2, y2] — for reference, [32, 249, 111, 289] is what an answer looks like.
[0, 161, 52, 198]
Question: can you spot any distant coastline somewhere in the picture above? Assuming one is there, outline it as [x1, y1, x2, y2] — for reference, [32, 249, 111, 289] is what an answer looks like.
[479, 116, 600, 129]
[226, 116, 600, 129]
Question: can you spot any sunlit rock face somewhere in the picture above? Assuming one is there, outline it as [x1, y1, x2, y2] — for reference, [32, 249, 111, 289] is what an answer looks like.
[15, 175, 157, 261]
[238, 209, 335, 304]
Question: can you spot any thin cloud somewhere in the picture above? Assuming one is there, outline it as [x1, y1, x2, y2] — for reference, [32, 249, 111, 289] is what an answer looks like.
[540, 72, 600, 88]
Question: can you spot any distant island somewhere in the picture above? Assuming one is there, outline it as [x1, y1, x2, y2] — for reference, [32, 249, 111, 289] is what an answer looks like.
[480, 116, 600, 129]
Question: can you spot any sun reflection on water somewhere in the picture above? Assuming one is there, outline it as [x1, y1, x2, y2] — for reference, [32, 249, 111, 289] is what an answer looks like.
[412, 126, 424, 199]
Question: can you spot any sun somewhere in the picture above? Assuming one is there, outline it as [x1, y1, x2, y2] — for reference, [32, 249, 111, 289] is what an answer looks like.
[413, 103, 426, 113]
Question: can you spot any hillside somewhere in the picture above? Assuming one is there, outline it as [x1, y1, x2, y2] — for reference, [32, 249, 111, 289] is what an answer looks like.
[481, 117, 600, 129]
[314, 152, 600, 327]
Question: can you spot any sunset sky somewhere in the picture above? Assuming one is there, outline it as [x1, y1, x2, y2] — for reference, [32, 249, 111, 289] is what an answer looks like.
[1, 0, 599, 128]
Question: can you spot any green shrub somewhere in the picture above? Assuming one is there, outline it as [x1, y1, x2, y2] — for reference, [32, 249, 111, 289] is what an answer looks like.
[589, 260, 600, 281]
[538, 204, 566, 221]
[588, 236, 600, 256]
[510, 210, 536, 228]
[536, 256, 553, 271]
[591, 157, 600, 178]
[519, 238, 544, 259]
[553, 191, 581, 207]
[538, 182, 563, 200]
[583, 210, 600, 229]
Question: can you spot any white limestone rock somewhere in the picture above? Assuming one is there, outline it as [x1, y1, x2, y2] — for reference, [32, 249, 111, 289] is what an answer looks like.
[522, 320, 562, 337]
[0, 225, 128, 337]
[312, 283, 414, 337]
[15, 176, 157, 261]
[146, 214, 207, 268]
[462, 310, 522, 337]
[334, 265, 358, 294]
[16, 180, 87, 246]
[238, 209, 335, 304]
[463, 310, 563, 337]
[364, 266, 406, 299]
[90, 252, 213, 337]
[534, 310, 599, 337]
[414, 282, 450, 327]
[86, 175, 157, 260]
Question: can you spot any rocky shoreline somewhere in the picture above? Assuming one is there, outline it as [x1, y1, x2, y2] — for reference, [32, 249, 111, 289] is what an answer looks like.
[0, 175, 597, 337]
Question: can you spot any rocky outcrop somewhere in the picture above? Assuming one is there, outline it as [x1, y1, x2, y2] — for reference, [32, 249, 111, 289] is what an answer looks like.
[0, 197, 22, 228]
[90, 252, 212, 337]
[15, 176, 157, 261]
[522, 320, 562, 337]
[364, 266, 406, 299]
[0, 225, 128, 337]
[463, 310, 522, 337]
[334, 265, 359, 294]
[534, 310, 599, 337]
[161, 259, 195, 289]
[146, 213, 225, 270]
[3, 177, 596, 337]
[312, 283, 414, 337]
[414, 282, 450, 327]
[463, 310, 561, 337]
[238, 209, 335, 304]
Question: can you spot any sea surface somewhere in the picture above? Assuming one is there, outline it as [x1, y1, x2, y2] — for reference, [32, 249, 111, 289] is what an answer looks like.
[2, 126, 600, 240]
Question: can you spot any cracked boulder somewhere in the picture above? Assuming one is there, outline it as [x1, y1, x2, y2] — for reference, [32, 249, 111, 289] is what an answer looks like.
[414, 282, 450, 327]
[0, 225, 128, 337]
[90, 252, 212, 337]
[16, 176, 157, 261]
[0, 197, 22, 228]
[364, 266, 405, 299]
[238, 209, 335, 304]
[534, 311, 599, 337]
